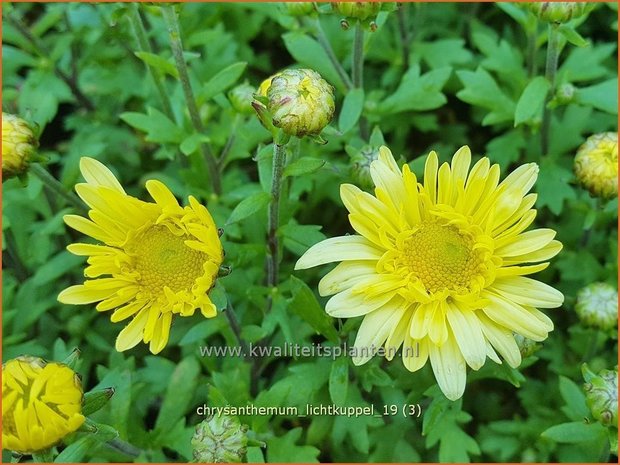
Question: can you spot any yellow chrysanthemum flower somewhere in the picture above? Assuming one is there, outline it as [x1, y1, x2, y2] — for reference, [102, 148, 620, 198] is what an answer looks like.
[2, 356, 85, 454]
[58, 157, 224, 354]
[296, 146, 564, 400]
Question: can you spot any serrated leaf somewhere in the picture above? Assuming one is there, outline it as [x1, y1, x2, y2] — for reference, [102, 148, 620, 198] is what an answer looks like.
[537, 158, 577, 214]
[226, 191, 270, 225]
[557, 24, 589, 47]
[558, 376, 590, 421]
[202, 62, 247, 100]
[456, 68, 515, 125]
[339, 88, 364, 134]
[267, 428, 320, 463]
[542, 421, 607, 443]
[379, 65, 452, 114]
[179, 133, 209, 156]
[283, 157, 326, 177]
[329, 357, 349, 406]
[514, 76, 550, 127]
[134, 51, 178, 78]
[289, 276, 339, 343]
[120, 107, 185, 144]
[575, 78, 618, 114]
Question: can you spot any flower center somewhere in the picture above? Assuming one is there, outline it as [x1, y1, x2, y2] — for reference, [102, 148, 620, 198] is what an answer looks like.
[131, 225, 206, 294]
[402, 223, 481, 293]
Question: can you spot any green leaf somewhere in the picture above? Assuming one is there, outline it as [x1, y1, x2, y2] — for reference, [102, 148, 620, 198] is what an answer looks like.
[154, 357, 201, 436]
[267, 428, 320, 463]
[416, 39, 473, 69]
[328, 356, 349, 406]
[180, 133, 209, 156]
[289, 276, 339, 343]
[379, 65, 452, 114]
[575, 78, 618, 114]
[55, 436, 99, 463]
[558, 376, 590, 421]
[283, 157, 326, 177]
[557, 24, 589, 47]
[226, 191, 271, 225]
[456, 68, 516, 125]
[134, 51, 179, 78]
[542, 421, 607, 443]
[536, 158, 577, 214]
[120, 107, 185, 144]
[282, 32, 345, 92]
[202, 61, 247, 100]
[280, 222, 326, 256]
[339, 88, 364, 134]
[559, 44, 616, 82]
[514, 76, 551, 127]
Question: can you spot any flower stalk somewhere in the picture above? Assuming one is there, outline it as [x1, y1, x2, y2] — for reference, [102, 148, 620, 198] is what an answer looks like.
[267, 141, 288, 291]
[161, 5, 222, 195]
[30, 164, 88, 213]
[128, 4, 174, 121]
[352, 23, 369, 139]
[311, 18, 353, 90]
[541, 23, 560, 155]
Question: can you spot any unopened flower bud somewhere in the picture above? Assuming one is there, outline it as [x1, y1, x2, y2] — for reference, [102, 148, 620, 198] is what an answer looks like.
[575, 282, 618, 330]
[574, 132, 618, 200]
[332, 2, 381, 21]
[555, 83, 576, 105]
[524, 2, 593, 24]
[2, 356, 85, 453]
[349, 145, 380, 190]
[260, 68, 335, 138]
[513, 333, 541, 358]
[283, 2, 315, 17]
[583, 366, 618, 428]
[228, 83, 256, 116]
[191, 414, 249, 463]
[2, 113, 39, 181]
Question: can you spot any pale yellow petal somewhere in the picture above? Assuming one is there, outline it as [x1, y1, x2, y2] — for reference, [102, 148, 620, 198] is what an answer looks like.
[295, 236, 383, 270]
[318, 261, 377, 296]
[79, 157, 125, 193]
[478, 313, 522, 368]
[428, 332, 467, 401]
[352, 301, 406, 365]
[446, 304, 487, 370]
[325, 287, 394, 318]
[115, 308, 150, 351]
[490, 277, 564, 308]
[495, 229, 556, 257]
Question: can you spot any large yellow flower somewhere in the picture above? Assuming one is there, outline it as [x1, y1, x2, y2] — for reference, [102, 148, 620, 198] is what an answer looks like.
[58, 157, 223, 354]
[295, 146, 564, 400]
[2, 356, 84, 453]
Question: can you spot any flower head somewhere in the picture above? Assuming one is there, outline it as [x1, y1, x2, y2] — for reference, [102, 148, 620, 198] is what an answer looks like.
[58, 157, 224, 354]
[256, 69, 335, 138]
[524, 2, 594, 24]
[332, 2, 382, 21]
[583, 366, 618, 428]
[2, 356, 85, 453]
[296, 146, 564, 400]
[574, 132, 618, 200]
[2, 112, 39, 181]
[191, 415, 248, 463]
[575, 282, 618, 331]
[283, 2, 315, 17]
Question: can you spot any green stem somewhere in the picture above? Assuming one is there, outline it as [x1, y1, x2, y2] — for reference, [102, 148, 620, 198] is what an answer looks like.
[541, 23, 560, 155]
[128, 4, 175, 121]
[352, 22, 369, 139]
[105, 437, 142, 459]
[162, 5, 222, 195]
[224, 300, 251, 359]
[312, 18, 353, 90]
[526, 26, 538, 78]
[396, 3, 410, 69]
[266, 143, 287, 291]
[217, 113, 241, 169]
[30, 164, 87, 213]
[4, 230, 29, 282]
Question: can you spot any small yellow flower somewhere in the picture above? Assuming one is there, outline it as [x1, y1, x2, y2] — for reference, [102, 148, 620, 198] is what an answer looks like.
[296, 146, 564, 400]
[2, 112, 38, 181]
[2, 356, 85, 454]
[574, 132, 618, 200]
[58, 157, 224, 354]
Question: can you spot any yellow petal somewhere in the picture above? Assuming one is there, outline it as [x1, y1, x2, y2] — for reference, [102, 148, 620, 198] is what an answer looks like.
[79, 157, 125, 193]
[115, 308, 150, 351]
[295, 236, 383, 270]
[428, 332, 467, 401]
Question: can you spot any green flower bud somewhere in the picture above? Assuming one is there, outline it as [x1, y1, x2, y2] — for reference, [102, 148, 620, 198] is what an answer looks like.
[283, 2, 315, 17]
[349, 145, 380, 190]
[260, 68, 335, 138]
[555, 83, 576, 105]
[575, 282, 618, 330]
[2, 113, 39, 181]
[574, 132, 618, 200]
[524, 2, 594, 24]
[332, 2, 381, 21]
[228, 82, 256, 116]
[513, 333, 540, 358]
[583, 366, 618, 428]
[191, 415, 248, 463]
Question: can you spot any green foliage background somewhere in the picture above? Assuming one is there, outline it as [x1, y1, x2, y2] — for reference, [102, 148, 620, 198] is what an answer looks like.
[2, 2, 618, 463]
